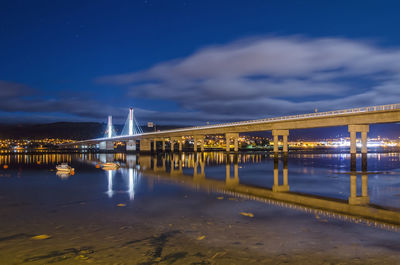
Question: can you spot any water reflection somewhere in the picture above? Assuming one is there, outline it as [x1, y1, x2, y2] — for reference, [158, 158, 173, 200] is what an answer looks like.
[349, 154, 369, 205]
[131, 152, 400, 230]
[103, 155, 140, 200]
[273, 156, 289, 192]
[106, 170, 115, 198]
[1, 151, 400, 230]
[128, 168, 136, 200]
[56, 171, 71, 179]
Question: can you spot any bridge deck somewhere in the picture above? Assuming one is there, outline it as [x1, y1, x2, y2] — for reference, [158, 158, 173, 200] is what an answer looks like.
[62, 103, 400, 145]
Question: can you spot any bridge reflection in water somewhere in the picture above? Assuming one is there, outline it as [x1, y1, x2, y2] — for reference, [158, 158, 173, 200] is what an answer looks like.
[88, 152, 400, 231]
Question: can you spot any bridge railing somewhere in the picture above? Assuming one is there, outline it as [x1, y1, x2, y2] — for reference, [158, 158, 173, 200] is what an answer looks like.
[185, 103, 400, 130]
[72, 103, 400, 143]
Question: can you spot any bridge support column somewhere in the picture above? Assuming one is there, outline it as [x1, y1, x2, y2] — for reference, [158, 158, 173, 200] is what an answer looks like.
[226, 140, 230, 152]
[348, 125, 369, 154]
[153, 139, 157, 152]
[283, 135, 288, 153]
[100, 141, 114, 151]
[178, 139, 183, 152]
[105, 141, 114, 151]
[361, 132, 368, 154]
[350, 131, 357, 154]
[140, 139, 151, 153]
[170, 138, 174, 152]
[126, 140, 136, 152]
[273, 135, 279, 153]
[193, 135, 205, 152]
[200, 138, 205, 152]
[225, 133, 239, 152]
[272, 129, 289, 155]
[162, 139, 166, 152]
[193, 137, 198, 152]
[234, 137, 238, 152]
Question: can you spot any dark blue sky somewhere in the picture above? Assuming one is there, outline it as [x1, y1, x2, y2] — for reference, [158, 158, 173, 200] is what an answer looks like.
[1, 0, 400, 125]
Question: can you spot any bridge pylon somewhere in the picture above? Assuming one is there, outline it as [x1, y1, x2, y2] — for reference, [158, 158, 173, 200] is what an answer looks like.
[100, 115, 116, 152]
[121, 108, 143, 152]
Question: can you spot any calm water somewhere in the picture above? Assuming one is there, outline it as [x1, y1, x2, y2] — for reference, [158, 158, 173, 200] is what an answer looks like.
[1, 151, 400, 264]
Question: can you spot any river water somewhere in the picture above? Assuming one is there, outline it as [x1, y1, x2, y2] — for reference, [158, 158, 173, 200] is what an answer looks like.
[1, 151, 400, 264]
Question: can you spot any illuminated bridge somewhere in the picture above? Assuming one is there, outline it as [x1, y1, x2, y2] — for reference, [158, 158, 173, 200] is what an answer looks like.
[62, 103, 400, 154]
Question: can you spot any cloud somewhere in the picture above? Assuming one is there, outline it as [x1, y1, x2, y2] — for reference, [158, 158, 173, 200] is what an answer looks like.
[97, 36, 400, 124]
[0, 81, 33, 98]
[3, 36, 400, 126]
[0, 81, 126, 123]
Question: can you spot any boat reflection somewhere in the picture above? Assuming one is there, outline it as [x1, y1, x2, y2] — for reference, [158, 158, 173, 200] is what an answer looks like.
[56, 171, 71, 179]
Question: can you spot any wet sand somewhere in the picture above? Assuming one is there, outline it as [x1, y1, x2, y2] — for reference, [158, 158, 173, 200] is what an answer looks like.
[1, 183, 400, 265]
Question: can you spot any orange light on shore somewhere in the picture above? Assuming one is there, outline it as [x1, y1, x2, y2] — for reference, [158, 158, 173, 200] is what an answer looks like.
[3, 165, 8, 169]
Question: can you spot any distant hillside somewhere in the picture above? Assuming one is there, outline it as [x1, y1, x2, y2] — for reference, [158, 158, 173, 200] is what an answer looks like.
[0, 122, 106, 140]
[0, 122, 182, 140]
[0, 122, 398, 140]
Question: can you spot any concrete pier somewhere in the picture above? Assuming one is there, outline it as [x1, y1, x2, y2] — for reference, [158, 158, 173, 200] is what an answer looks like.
[193, 137, 198, 152]
[152, 139, 157, 152]
[126, 140, 136, 152]
[193, 135, 205, 152]
[225, 133, 239, 152]
[348, 124, 369, 154]
[140, 139, 151, 153]
[171, 138, 183, 152]
[200, 138, 205, 152]
[178, 139, 183, 152]
[100, 141, 114, 151]
[272, 129, 289, 155]
[162, 139, 166, 152]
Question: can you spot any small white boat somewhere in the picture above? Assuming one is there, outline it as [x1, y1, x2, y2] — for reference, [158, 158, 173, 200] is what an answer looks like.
[56, 163, 74, 173]
[101, 162, 120, 170]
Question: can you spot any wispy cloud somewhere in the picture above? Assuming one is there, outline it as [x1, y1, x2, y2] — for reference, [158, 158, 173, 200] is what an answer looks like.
[98, 36, 400, 124]
[0, 81, 125, 123]
[3, 36, 400, 125]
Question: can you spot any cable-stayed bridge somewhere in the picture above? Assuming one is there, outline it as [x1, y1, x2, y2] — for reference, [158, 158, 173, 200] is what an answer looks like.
[62, 103, 400, 155]
[99, 108, 143, 151]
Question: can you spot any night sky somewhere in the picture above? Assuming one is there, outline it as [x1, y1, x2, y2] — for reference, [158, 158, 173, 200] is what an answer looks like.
[1, 0, 400, 126]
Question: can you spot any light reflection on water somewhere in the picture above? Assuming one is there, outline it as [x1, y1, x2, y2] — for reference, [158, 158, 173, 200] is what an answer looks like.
[1, 151, 400, 263]
[1, 151, 400, 226]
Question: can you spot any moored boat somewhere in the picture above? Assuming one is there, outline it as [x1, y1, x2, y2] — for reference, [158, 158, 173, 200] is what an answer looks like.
[101, 162, 120, 170]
